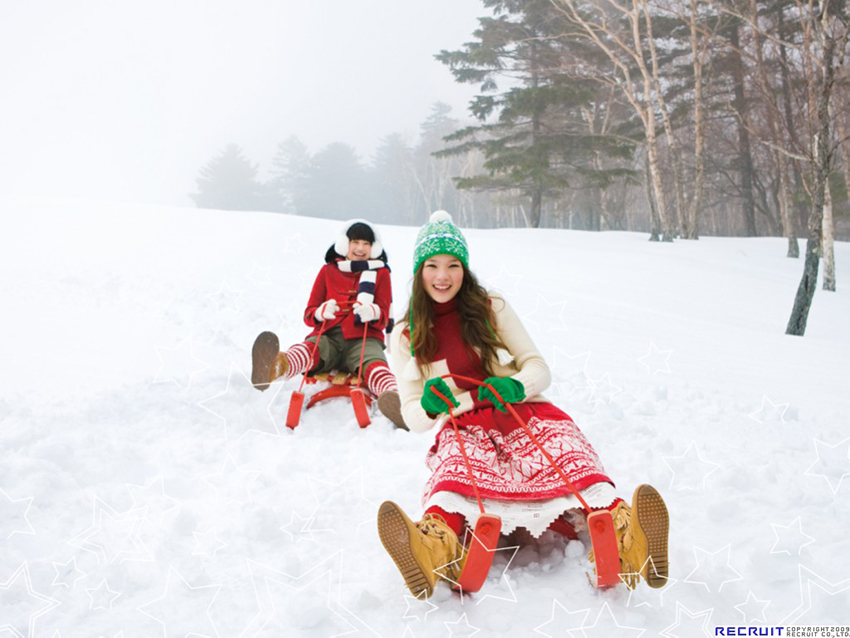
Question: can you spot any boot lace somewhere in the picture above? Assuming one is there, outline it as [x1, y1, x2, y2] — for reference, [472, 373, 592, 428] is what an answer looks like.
[415, 514, 449, 540]
[415, 514, 465, 578]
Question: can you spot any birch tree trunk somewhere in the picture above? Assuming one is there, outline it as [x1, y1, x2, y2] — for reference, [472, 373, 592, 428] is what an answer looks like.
[749, 0, 799, 257]
[646, 152, 662, 241]
[551, 0, 673, 241]
[822, 179, 836, 291]
[787, 0, 839, 336]
[644, 1, 685, 238]
[728, 20, 758, 236]
[687, 0, 706, 239]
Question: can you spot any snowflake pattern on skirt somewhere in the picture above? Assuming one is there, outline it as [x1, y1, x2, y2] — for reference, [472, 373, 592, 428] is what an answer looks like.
[423, 403, 612, 505]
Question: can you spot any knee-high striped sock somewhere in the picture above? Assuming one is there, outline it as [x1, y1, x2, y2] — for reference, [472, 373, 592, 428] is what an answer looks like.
[364, 361, 397, 396]
[284, 342, 315, 379]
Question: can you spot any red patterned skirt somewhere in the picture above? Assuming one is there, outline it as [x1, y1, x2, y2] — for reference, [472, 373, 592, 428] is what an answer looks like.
[423, 402, 612, 504]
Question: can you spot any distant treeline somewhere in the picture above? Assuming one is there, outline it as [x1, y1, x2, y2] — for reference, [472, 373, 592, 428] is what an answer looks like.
[191, 0, 850, 244]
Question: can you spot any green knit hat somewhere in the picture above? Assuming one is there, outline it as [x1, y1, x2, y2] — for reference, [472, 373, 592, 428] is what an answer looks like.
[412, 210, 469, 274]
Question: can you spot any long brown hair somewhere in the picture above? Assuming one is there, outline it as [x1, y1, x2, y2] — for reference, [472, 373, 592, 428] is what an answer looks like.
[405, 263, 510, 376]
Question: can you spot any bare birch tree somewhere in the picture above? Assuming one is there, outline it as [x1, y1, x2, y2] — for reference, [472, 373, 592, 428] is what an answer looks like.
[787, 0, 847, 335]
[551, 0, 676, 241]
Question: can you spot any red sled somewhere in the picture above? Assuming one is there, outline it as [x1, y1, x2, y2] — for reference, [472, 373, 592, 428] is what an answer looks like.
[453, 514, 502, 593]
[285, 372, 373, 429]
[587, 510, 621, 588]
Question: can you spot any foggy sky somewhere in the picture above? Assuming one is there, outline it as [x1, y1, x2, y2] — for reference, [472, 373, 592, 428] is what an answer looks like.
[0, 1, 482, 207]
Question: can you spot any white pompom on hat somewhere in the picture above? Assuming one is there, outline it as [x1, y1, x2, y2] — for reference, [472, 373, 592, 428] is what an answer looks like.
[334, 219, 384, 259]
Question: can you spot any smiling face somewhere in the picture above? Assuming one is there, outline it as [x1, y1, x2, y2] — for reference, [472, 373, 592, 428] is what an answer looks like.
[421, 254, 464, 303]
[347, 239, 371, 261]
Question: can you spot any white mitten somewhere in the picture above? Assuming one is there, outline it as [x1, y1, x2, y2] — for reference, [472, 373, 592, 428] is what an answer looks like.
[314, 299, 339, 321]
[353, 302, 381, 323]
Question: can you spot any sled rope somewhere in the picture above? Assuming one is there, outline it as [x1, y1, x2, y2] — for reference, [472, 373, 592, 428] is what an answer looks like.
[441, 374, 593, 513]
[355, 322, 369, 389]
[297, 320, 328, 394]
[429, 386, 486, 515]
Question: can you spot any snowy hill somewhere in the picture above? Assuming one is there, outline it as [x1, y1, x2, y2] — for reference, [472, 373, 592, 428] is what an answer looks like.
[1, 197, 848, 637]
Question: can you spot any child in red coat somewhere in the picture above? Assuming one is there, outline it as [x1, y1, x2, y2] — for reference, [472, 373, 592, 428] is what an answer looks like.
[251, 220, 406, 429]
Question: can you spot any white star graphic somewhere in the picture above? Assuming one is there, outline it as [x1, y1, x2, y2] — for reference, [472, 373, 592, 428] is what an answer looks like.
[51, 557, 86, 590]
[637, 342, 673, 376]
[734, 591, 770, 624]
[244, 551, 377, 637]
[436, 526, 520, 604]
[770, 516, 815, 555]
[85, 578, 121, 611]
[662, 442, 721, 491]
[152, 334, 209, 389]
[803, 437, 850, 495]
[623, 558, 678, 608]
[137, 567, 221, 638]
[683, 544, 744, 593]
[67, 497, 151, 565]
[274, 299, 302, 332]
[246, 263, 272, 285]
[201, 454, 260, 504]
[126, 476, 180, 531]
[285, 233, 309, 254]
[0, 562, 60, 638]
[587, 372, 622, 405]
[445, 612, 481, 637]
[279, 511, 316, 543]
[781, 564, 850, 624]
[0, 488, 35, 539]
[747, 395, 789, 424]
[307, 466, 379, 535]
[534, 599, 590, 637]
[550, 349, 593, 399]
[659, 601, 713, 638]
[522, 294, 570, 338]
[191, 528, 227, 559]
[484, 266, 524, 296]
[402, 590, 439, 621]
[208, 281, 242, 313]
[577, 601, 645, 638]
[198, 363, 286, 443]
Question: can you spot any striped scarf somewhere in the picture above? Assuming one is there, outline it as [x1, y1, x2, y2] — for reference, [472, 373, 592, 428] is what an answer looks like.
[336, 260, 394, 332]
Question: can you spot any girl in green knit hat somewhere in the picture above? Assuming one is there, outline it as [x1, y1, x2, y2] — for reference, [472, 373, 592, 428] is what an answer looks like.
[376, 210, 670, 598]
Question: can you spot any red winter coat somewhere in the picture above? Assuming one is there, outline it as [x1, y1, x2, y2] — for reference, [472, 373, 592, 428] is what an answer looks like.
[302, 261, 392, 342]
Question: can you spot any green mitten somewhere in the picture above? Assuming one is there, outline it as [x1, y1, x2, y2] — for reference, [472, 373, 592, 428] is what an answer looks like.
[479, 377, 526, 412]
[420, 377, 459, 414]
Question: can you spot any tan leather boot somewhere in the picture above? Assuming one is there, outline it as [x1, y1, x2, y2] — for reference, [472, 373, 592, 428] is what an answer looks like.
[251, 332, 287, 391]
[611, 484, 669, 589]
[377, 501, 467, 598]
[377, 391, 408, 430]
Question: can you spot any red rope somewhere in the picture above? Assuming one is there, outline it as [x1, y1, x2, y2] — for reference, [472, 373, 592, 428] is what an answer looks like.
[437, 373, 593, 513]
[430, 386, 486, 515]
[355, 322, 369, 389]
[297, 319, 329, 394]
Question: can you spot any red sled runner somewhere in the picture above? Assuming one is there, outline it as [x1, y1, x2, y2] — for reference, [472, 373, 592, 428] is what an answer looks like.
[286, 321, 372, 429]
[430, 376, 621, 593]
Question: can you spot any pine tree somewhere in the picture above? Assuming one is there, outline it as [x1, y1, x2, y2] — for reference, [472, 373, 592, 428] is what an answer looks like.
[299, 143, 369, 220]
[270, 136, 312, 214]
[190, 144, 263, 211]
[371, 133, 416, 224]
[436, 0, 637, 228]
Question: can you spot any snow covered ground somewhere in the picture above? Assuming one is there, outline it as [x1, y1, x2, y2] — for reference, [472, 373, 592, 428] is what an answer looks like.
[1, 196, 849, 637]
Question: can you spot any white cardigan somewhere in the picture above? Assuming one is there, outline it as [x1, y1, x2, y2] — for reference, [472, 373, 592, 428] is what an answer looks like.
[390, 293, 552, 433]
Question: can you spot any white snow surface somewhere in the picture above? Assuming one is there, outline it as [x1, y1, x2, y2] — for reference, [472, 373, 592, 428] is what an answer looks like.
[1, 196, 849, 637]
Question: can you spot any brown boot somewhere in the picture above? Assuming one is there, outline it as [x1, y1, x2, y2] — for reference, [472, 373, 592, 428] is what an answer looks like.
[377, 501, 466, 598]
[611, 484, 669, 589]
[251, 332, 287, 391]
[377, 391, 408, 430]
